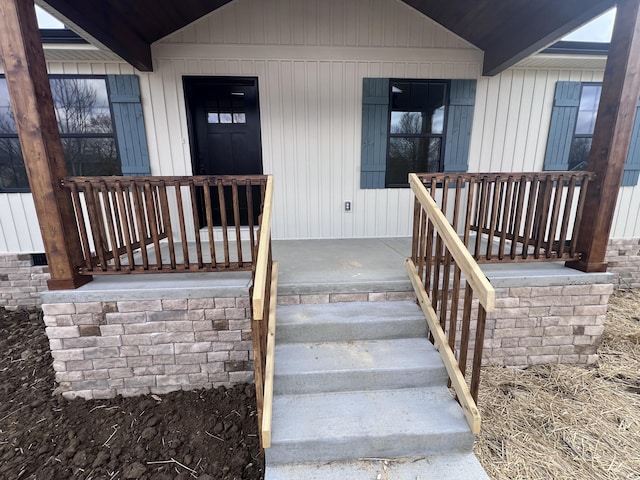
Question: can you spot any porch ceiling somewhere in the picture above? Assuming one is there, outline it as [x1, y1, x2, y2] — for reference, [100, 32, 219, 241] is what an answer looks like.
[40, 0, 616, 75]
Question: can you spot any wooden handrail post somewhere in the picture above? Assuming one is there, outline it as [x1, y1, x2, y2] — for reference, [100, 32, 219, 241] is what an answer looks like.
[567, 0, 640, 273]
[0, 0, 91, 289]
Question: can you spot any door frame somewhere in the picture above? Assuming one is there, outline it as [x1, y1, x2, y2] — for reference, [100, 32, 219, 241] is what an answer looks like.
[183, 76, 263, 178]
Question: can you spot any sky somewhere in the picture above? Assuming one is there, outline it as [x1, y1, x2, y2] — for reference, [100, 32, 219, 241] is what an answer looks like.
[35, 5, 617, 42]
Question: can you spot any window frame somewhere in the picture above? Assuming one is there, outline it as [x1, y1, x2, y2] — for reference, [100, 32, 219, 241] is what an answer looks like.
[385, 79, 451, 188]
[0, 74, 121, 193]
[568, 82, 601, 171]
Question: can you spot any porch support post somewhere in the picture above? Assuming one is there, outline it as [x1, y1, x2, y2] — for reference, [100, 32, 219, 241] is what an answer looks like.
[566, 0, 640, 273]
[0, 0, 92, 289]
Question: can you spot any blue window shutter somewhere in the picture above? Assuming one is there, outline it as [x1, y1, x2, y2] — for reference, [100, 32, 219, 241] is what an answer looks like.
[623, 99, 640, 186]
[443, 79, 476, 173]
[543, 81, 581, 171]
[360, 78, 389, 189]
[107, 75, 151, 176]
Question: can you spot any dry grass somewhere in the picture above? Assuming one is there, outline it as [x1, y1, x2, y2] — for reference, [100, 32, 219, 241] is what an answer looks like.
[474, 289, 640, 480]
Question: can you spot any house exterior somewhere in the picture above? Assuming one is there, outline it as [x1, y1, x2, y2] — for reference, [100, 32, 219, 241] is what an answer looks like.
[1, 0, 639, 311]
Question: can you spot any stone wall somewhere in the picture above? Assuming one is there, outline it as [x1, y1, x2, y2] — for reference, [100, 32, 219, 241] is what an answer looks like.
[482, 283, 612, 367]
[0, 254, 50, 310]
[42, 297, 254, 400]
[606, 238, 640, 288]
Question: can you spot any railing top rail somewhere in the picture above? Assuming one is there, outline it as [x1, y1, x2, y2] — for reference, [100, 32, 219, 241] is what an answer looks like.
[63, 174, 269, 188]
[416, 171, 596, 182]
[409, 173, 495, 312]
[252, 175, 274, 321]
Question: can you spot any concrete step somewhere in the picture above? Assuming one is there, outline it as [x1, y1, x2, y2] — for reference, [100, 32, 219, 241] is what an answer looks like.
[266, 387, 474, 465]
[273, 338, 448, 394]
[265, 453, 490, 480]
[277, 300, 426, 343]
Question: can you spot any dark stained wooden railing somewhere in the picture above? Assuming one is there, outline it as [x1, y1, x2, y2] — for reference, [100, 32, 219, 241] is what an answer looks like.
[62, 175, 268, 274]
[415, 172, 596, 263]
[407, 173, 495, 434]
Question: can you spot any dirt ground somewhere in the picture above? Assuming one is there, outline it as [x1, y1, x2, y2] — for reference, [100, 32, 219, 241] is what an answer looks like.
[0, 308, 264, 480]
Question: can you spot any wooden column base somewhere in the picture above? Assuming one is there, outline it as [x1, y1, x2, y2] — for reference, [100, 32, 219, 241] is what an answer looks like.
[564, 260, 609, 273]
[47, 275, 93, 291]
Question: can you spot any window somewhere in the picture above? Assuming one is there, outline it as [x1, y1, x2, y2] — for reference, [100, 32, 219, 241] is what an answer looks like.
[569, 84, 601, 171]
[0, 74, 150, 193]
[544, 81, 640, 186]
[386, 81, 447, 187]
[360, 78, 476, 189]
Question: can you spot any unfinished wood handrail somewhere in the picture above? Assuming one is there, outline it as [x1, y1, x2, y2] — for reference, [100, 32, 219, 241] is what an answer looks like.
[415, 171, 595, 263]
[408, 173, 496, 434]
[261, 261, 279, 448]
[252, 175, 274, 321]
[62, 175, 267, 274]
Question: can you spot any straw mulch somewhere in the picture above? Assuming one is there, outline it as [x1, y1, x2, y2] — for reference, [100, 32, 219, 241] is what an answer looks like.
[474, 289, 640, 480]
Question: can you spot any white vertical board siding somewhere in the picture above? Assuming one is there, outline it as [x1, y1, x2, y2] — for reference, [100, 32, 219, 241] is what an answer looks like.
[152, 0, 481, 239]
[0, 61, 134, 253]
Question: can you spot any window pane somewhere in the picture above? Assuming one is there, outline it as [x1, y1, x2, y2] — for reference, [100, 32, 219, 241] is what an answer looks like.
[0, 139, 28, 189]
[575, 85, 601, 135]
[0, 79, 17, 134]
[220, 113, 232, 123]
[207, 112, 219, 123]
[61, 138, 121, 176]
[568, 137, 592, 171]
[50, 78, 112, 134]
[387, 137, 441, 186]
[233, 113, 246, 124]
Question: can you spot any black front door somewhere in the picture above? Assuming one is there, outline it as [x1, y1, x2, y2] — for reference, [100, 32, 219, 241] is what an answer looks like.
[184, 77, 263, 226]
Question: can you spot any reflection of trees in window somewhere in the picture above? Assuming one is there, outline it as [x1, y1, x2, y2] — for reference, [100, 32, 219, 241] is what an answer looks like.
[0, 77, 121, 191]
[50, 79, 120, 177]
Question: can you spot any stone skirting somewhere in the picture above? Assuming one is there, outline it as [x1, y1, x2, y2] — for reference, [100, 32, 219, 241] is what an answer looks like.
[606, 238, 640, 288]
[481, 283, 612, 367]
[0, 254, 50, 310]
[42, 297, 254, 400]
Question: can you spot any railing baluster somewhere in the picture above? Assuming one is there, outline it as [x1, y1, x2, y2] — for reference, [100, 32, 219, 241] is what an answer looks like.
[470, 305, 487, 403]
[131, 180, 150, 270]
[498, 177, 514, 260]
[246, 179, 256, 265]
[203, 179, 217, 268]
[570, 175, 591, 258]
[547, 175, 564, 258]
[474, 177, 488, 260]
[68, 181, 94, 272]
[486, 176, 502, 260]
[174, 181, 190, 269]
[114, 181, 135, 271]
[458, 283, 473, 377]
[83, 181, 108, 271]
[99, 180, 121, 271]
[510, 176, 526, 259]
[533, 175, 553, 259]
[217, 179, 231, 268]
[521, 176, 539, 260]
[232, 180, 243, 267]
[188, 180, 204, 269]
[157, 180, 176, 269]
[143, 181, 163, 270]
[558, 176, 577, 259]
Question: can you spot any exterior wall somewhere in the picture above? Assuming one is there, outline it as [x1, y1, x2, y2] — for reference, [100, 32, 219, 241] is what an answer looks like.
[147, 0, 482, 240]
[0, 254, 50, 310]
[42, 297, 253, 400]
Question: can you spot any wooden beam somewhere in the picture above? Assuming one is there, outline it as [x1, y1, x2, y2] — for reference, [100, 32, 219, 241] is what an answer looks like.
[0, 0, 91, 289]
[567, 0, 640, 273]
[252, 176, 274, 320]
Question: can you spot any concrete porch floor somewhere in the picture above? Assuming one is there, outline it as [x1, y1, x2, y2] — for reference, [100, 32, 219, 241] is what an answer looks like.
[46, 237, 613, 303]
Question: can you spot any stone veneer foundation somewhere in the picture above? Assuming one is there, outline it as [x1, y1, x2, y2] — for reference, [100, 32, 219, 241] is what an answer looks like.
[0, 254, 49, 310]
